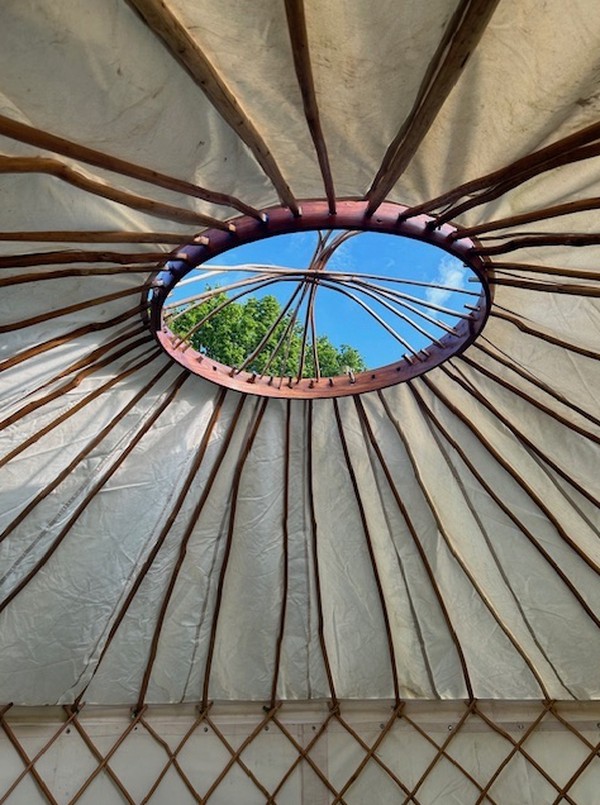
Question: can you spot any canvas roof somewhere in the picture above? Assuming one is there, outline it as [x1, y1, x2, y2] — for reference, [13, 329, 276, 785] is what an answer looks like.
[0, 0, 598, 710]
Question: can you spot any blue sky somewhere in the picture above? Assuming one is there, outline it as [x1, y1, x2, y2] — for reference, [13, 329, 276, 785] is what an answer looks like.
[166, 230, 477, 369]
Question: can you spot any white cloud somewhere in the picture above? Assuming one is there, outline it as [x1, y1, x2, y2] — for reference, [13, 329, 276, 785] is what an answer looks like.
[327, 238, 358, 272]
[287, 230, 317, 255]
[425, 257, 466, 306]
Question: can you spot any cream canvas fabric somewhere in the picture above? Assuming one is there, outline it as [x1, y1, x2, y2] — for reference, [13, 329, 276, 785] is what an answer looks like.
[0, 1, 598, 802]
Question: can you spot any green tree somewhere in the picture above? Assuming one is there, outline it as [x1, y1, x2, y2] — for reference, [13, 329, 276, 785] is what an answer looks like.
[170, 291, 366, 378]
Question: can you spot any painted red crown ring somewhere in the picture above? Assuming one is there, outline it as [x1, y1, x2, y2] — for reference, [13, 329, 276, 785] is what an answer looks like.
[146, 199, 492, 399]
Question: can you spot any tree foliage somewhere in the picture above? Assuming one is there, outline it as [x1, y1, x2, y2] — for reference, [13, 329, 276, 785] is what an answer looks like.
[170, 291, 366, 377]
